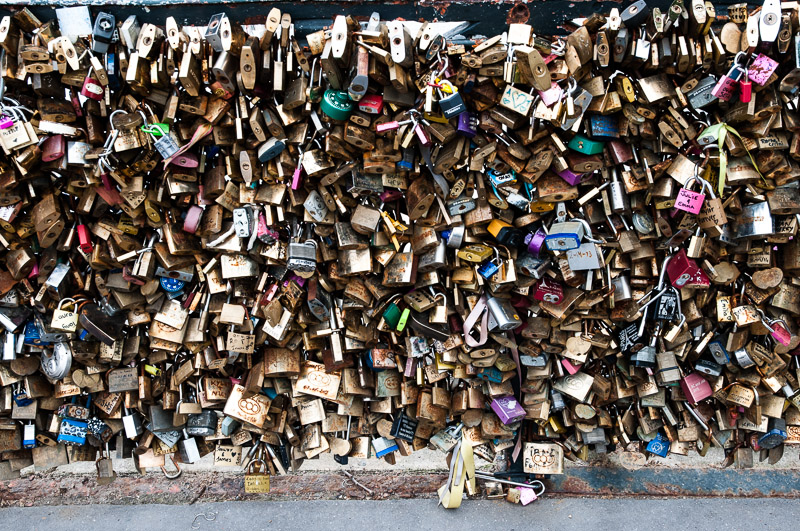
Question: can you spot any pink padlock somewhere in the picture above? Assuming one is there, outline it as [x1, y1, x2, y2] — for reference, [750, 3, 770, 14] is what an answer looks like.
[674, 175, 710, 215]
[0, 115, 13, 129]
[765, 318, 792, 346]
[376, 121, 400, 133]
[183, 205, 204, 234]
[561, 358, 581, 375]
[291, 165, 303, 190]
[680, 372, 713, 404]
[537, 81, 563, 106]
[748, 53, 780, 86]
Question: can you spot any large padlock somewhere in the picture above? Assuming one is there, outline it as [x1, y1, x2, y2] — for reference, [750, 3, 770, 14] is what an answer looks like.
[287, 240, 318, 273]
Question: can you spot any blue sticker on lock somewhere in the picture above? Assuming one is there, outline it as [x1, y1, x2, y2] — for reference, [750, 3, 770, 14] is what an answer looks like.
[487, 169, 516, 187]
[646, 433, 670, 457]
[160, 277, 185, 293]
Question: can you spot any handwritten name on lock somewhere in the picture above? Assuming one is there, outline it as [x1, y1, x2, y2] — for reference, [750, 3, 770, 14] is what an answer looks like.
[295, 362, 341, 400]
[523, 442, 564, 475]
[214, 444, 243, 466]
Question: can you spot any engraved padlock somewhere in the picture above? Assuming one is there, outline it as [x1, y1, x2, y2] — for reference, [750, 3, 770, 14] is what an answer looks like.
[287, 239, 318, 273]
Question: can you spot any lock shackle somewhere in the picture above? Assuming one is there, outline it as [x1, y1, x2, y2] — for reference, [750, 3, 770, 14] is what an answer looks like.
[57, 297, 76, 310]
[434, 53, 449, 79]
[247, 458, 267, 473]
[161, 454, 182, 479]
[683, 173, 715, 199]
[575, 218, 604, 244]
[566, 77, 578, 96]
[670, 286, 686, 327]
[429, 287, 447, 303]
[733, 51, 749, 69]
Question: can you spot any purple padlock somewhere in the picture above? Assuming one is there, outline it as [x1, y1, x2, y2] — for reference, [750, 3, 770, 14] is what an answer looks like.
[557, 168, 585, 186]
[525, 228, 546, 256]
[456, 112, 477, 138]
[284, 273, 306, 288]
[491, 395, 526, 425]
[748, 54, 779, 86]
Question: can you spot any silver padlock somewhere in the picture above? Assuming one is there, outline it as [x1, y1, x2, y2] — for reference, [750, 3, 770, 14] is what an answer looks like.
[735, 202, 774, 240]
[2, 331, 16, 361]
[45, 263, 71, 299]
[154, 133, 180, 159]
[303, 190, 329, 222]
[446, 194, 476, 216]
[233, 206, 253, 238]
[178, 430, 201, 463]
[122, 406, 143, 439]
[445, 225, 466, 248]
[486, 296, 522, 331]
[607, 167, 630, 213]
[612, 275, 632, 303]
[288, 240, 318, 272]
[566, 242, 604, 271]
[418, 239, 447, 272]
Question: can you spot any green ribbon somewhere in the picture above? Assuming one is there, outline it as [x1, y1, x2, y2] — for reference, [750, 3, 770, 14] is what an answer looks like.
[713, 123, 765, 197]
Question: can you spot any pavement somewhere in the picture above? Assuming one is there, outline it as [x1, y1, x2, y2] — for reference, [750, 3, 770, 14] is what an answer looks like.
[2, 498, 799, 531]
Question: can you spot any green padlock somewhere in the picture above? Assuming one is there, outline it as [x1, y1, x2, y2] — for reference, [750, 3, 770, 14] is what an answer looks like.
[383, 302, 401, 329]
[320, 89, 354, 121]
[141, 122, 169, 137]
[568, 133, 604, 155]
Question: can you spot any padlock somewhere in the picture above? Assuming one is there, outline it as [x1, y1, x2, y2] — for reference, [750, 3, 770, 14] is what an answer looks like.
[545, 220, 588, 251]
[486, 296, 522, 330]
[288, 240, 318, 273]
[50, 298, 79, 332]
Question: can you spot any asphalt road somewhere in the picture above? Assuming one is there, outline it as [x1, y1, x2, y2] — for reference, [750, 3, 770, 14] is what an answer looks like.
[2, 498, 798, 531]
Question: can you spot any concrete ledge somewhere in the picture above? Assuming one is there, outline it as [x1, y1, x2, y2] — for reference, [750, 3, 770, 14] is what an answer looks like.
[3, 464, 800, 506]
[3, 446, 800, 505]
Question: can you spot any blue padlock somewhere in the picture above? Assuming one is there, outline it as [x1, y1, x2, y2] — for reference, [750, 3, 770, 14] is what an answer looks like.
[477, 248, 501, 279]
[646, 433, 670, 457]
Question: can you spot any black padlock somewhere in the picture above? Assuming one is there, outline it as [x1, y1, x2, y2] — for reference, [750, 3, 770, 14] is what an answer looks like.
[92, 12, 116, 54]
[186, 410, 217, 436]
[79, 304, 123, 346]
[620, 0, 650, 28]
[654, 291, 678, 321]
[389, 409, 418, 442]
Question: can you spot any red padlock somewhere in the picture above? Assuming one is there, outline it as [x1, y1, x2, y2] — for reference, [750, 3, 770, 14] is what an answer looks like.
[739, 77, 752, 103]
[680, 372, 713, 404]
[666, 249, 703, 289]
[40, 134, 65, 162]
[76, 224, 93, 254]
[533, 277, 563, 304]
[358, 94, 384, 114]
[81, 76, 104, 101]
